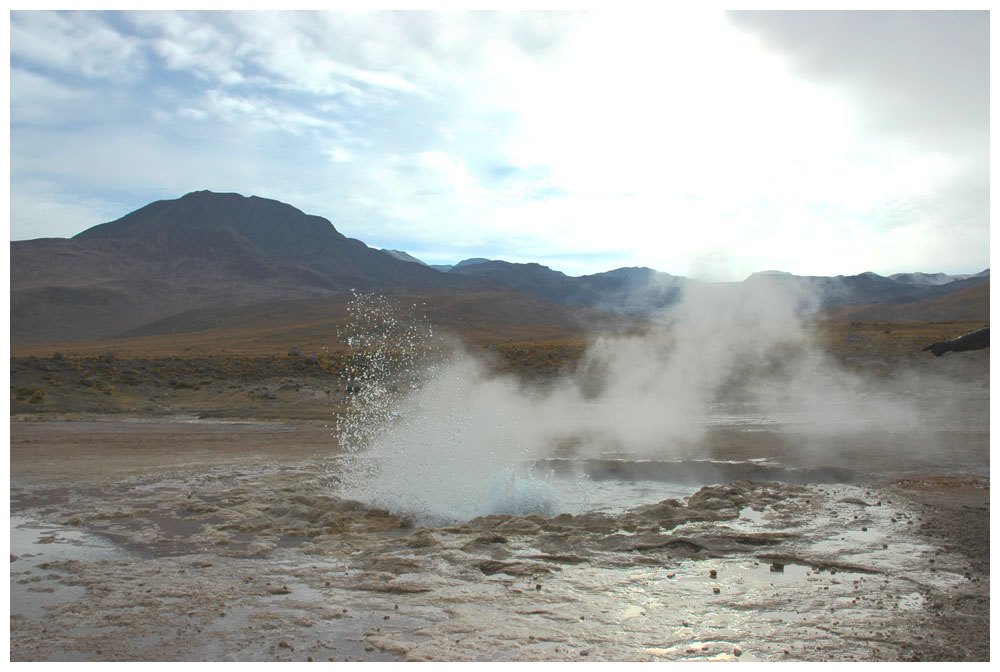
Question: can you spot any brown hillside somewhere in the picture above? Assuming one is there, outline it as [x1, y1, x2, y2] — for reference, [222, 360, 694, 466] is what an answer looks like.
[823, 281, 989, 322]
[9, 288, 633, 358]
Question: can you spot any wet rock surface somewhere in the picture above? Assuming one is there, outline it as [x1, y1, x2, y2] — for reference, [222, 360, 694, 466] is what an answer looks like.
[10, 453, 989, 662]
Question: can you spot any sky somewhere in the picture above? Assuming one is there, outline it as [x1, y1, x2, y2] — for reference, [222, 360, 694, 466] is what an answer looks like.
[7, 9, 991, 281]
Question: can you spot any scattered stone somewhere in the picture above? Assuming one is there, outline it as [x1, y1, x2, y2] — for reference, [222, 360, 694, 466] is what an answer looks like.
[278, 641, 294, 650]
[709, 569, 717, 579]
[733, 647, 743, 657]
[770, 563, 785, 573]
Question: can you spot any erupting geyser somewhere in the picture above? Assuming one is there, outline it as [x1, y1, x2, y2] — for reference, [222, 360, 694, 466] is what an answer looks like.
[334, 293, 562, 523]
[333, 280, 941, 525]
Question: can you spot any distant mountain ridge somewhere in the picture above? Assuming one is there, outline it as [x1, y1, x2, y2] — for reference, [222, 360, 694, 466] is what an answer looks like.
[411, 254, 988, 315]
[889, 270, 989, 286]
[10, 190, 990, 344]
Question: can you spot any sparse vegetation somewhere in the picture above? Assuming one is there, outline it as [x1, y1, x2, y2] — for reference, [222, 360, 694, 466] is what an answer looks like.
[10, 320, 987, 419]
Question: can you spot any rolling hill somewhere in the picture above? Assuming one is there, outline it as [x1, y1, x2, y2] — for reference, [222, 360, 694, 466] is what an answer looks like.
[822, 281, 990, 322]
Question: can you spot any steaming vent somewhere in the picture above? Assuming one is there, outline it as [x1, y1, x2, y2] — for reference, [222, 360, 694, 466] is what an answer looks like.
[332, 283, 955, 526]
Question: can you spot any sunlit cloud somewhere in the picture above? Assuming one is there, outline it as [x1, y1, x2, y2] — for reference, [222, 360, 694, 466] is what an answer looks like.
[9, 9, 988, 280]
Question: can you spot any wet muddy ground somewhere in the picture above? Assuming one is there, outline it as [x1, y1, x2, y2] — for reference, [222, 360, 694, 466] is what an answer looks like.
[9, 418, 989, 662]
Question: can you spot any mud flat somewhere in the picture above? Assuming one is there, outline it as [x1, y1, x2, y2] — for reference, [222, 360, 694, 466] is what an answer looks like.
[10, 418, 989, 662]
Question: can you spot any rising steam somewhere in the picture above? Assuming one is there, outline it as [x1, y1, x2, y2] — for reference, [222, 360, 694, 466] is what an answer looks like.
[335, 277, 941, 523]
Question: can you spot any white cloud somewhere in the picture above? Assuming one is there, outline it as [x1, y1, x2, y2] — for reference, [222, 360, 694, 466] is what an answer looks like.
[11, 11, 146, 81]
[10, 68, 89, 123]
[8, 10, 989, 280]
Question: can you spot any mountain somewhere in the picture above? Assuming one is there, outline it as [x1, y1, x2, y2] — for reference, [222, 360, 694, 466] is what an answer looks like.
[741, 269, 990, 311]
[381, 249, 428, 266]
[11, 190, 990, 345]
[447, 260, 686, 314]
[428, 257, 493, 272]
[10, 191, 504, 343]
[67, 190, 457, 290]
[889, 270, 990, 286]
[442, 260, 988, 316]
[824, 281, 990, 322]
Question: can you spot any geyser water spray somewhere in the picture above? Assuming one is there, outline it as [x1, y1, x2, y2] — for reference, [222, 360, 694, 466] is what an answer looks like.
[334, 293, 560, 524]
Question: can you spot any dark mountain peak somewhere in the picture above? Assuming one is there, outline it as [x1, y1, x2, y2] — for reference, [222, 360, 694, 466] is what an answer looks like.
[67, 190, 363, 275]
[74, 190, 342, 246]
[595, 266, 677, 280]
[451, 258, 493, 269]
[451, 259, 567, 280]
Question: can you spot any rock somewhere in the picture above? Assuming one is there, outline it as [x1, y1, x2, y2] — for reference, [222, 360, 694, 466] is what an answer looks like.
[733, 647, 743, 657]
[473, 533, 508, 545]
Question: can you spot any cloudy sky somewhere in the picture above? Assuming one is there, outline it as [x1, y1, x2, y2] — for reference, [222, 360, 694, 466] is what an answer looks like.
[9, 9, 990, 280]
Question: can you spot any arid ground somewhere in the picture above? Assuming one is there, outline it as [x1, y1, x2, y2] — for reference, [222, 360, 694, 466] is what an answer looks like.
[9, 321, 990, 661]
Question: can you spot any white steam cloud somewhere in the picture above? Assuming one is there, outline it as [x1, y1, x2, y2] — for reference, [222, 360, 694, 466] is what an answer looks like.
[336, 278, 958, 524]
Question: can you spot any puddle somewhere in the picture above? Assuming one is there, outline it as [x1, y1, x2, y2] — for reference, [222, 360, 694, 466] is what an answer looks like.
[738, 506, 765, 524]
[193, 579, 441, 661]
[10, 514, 126, 620]
[552, 476, 698, 515]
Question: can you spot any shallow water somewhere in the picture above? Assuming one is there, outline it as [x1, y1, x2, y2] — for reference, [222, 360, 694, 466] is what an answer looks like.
[10, 457, 987, 662]
[10, 514, 125, 620]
